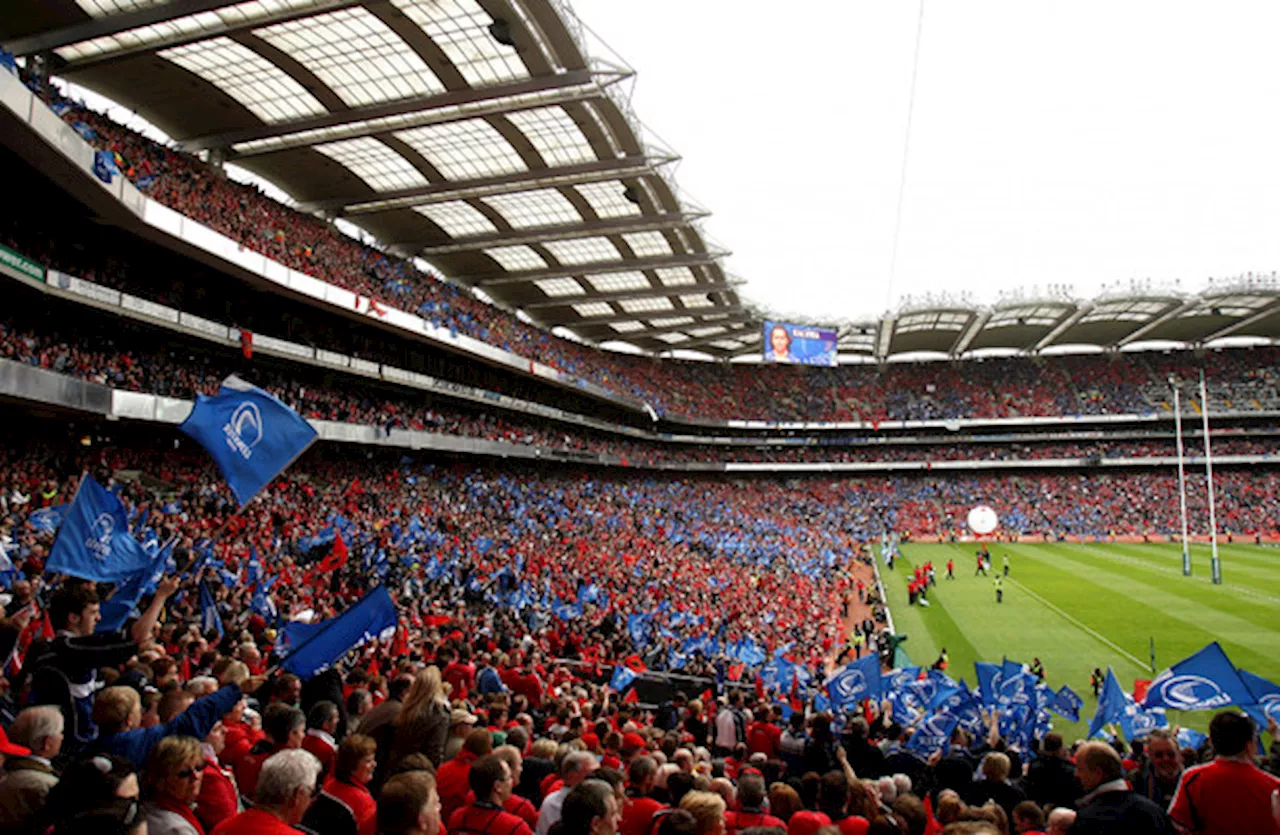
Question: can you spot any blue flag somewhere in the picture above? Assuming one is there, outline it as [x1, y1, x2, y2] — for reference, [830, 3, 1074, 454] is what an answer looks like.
[610, 665, 638, 692]
[906, 713, 959, 755]
[47, 476, 151, 583]
[1119, 698, 1167, 740]
[1142, 642, 1256, 712]
[179, 376, 318, 506]
[28, 505, 66, 534]
[1176, 727, 1208, 750]
[826, 653, 882, 713]
[279, 586, 397, 679]
[1051, 685, 1084, 723]
[1089, 669, 1127, 738]
[199, 581, 224, 640]
[1238, 670, 1280, 730]
[975, 662, 1002, 707]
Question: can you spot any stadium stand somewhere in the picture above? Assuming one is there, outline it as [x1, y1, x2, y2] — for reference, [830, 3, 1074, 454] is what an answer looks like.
[0, 8, 1276, 835]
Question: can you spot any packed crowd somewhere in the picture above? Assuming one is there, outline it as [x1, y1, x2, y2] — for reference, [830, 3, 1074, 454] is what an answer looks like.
[15, 79, 1280, 425]
[0, 424, 1276, 835]
[2, 303, 1278, 472]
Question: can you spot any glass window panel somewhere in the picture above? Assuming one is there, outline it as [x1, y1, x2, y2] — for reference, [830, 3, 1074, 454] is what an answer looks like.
[619, 297, 674, 313]
[255, 7, 445, 107]
[585, 272, 649, 292]
[391, 0, 529, 87]
[572, 302, 615, 317]
[480, 189, 580, 228]
[656, 332, 689, 344]
[395, 118, 527, 181]
[542, 237, 621, 266]
[534, 278, 585, 297]
[312, 137, 427, 191]
[505, 106, 597, 166]
[485, 246, 547, 270]
[622, 230, 673, 257]
[679, 294, 713, 309]
[574, 181, 642, 218]
[649, 317, 694, 328]
[412, 201, 497, 236]
[655, 267, 696, 286]
[159, 37, 327, 123]
[610, 321, 646, 333]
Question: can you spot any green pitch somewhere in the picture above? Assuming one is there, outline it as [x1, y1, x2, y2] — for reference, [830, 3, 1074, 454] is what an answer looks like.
[879, 541, 1280, 741]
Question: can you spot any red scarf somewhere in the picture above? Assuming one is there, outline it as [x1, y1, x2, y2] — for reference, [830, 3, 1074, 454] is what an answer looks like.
[154, 795, 207, 835]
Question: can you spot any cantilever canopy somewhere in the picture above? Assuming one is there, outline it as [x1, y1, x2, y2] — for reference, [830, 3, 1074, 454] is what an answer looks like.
[0, 0, 747, 353]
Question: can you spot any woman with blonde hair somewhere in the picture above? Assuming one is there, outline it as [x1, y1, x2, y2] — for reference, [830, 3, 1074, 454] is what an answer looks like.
[678, 790, 726, 835]
[388, 666, 451, 773]
[143, 736, 207, 835]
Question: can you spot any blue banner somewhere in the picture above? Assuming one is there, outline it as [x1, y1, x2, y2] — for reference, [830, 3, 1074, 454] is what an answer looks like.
[279, 586, 397, 679]
[179, 375, 318, 506]
[1142, 642, 1255, 712]
[826, 653, 882, 712]
[610, 666, 638, 692]
[1050, 685, 1084, 723]
[762, 321, 838, 366]
[1089, 669, 1127, 739]
[47, 475, 151, 583]
[28, 505, 66, 534]
[906, 713, 959, 755]
[1238, 669, 1280, 730]
[199, 581, 224, 640]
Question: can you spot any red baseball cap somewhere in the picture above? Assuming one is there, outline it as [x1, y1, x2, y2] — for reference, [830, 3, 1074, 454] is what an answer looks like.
[621, 732, 646, 752]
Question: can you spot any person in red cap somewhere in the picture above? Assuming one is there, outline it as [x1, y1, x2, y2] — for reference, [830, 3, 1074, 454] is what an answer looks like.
[447, 755, 531, 835]
[620, 733, 647, 763]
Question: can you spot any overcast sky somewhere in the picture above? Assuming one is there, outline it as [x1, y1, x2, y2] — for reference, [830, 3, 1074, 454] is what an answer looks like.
[570, 0, 1280, 324]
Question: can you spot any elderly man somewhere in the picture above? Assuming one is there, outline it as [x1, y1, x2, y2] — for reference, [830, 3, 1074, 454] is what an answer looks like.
[211, 749, 322, 835]
[1133, 729, 1183, 809]
[0, 706, 63, 831]
[1045, 807, 1075, 835]
[1072, 741, 1171, 834]
[535, 751, 599, 835]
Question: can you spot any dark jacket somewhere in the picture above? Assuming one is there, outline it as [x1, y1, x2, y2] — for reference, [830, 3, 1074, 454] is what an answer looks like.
[1024, 753, 1083, 810]
[1072, 786, 1173, 835]
[88, 683, 242, 766]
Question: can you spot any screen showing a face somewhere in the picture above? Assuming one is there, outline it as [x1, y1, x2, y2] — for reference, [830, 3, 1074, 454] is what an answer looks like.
[762, 321, 838, 366]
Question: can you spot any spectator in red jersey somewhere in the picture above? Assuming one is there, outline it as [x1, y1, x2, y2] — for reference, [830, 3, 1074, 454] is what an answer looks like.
[442, 648, 477, 702]
[304, 734, 378, 835]
[212, 749, 321, 835]
[301, 702, 339, 777]
[234, 705, 304, 804]
[493, 745, 540, 830]
[1011, 800, 1046, 834]
[448, 754, 532, 835]
[196, 720, 240, 833]
[437, 728, 493, 825]
[621, 756, 666, 835]
[1168, 711, 1280, 835]
[723, 774, 783, 835]
[746, 707, 781, 760]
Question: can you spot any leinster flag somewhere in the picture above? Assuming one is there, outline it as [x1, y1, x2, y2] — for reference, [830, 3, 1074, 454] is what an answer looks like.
[826, 653, 882, 712]
[199, 581, 224, 640]
[279, 585, 397, 679]
[1142, 642, 1255, 712]
[179, 376, 318, 506]
[610, 665, 638, 692]
[47, 475, 151, 583]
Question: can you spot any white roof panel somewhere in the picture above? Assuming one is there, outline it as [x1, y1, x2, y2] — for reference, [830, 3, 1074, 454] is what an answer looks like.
[390, 0, 529, 87]
[395, 118, 527, 181]
[480, 189, 581, 228]
[623, 230, 673, 257]
[504, 106, 597, 167]
[534, 278, 586, 297]
[575, 181, 642, 218]
[254, 7, 446, 107]
[485, 246, 548, 270]
[585, 272, 650, 292]
[412, 200, 497, 236]
[542, 237, 621, 265]
[312, 137, 428, 191]
[159, 36, 327, 123]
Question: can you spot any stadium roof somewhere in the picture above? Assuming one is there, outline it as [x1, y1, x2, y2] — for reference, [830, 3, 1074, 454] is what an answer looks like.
[2, 3, 1279, 363]
[0, 0, 749, 352]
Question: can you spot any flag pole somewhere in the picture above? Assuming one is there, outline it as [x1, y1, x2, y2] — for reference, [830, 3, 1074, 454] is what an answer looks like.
[1170, 377, 1192, 576]
[1198, 370, 1222, 584]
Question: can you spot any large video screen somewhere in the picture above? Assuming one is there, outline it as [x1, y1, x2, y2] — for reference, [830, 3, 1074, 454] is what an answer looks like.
[762, 321, 838, 366]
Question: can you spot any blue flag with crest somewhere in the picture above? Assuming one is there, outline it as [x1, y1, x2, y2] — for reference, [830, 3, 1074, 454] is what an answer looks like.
[1142, 642, 1255, 712]
[179, 375, 318, 506]
[610, 666, 638, 692]
[906, 713, 959, 755]
[1089, 669, 1127, 738]
[1051, 685, 1084, 723]
[279, 586, 397, 679]
[47, 475, 151, 583]
[826, 653, 882, 713]
[1238, 670, 1280, 730]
